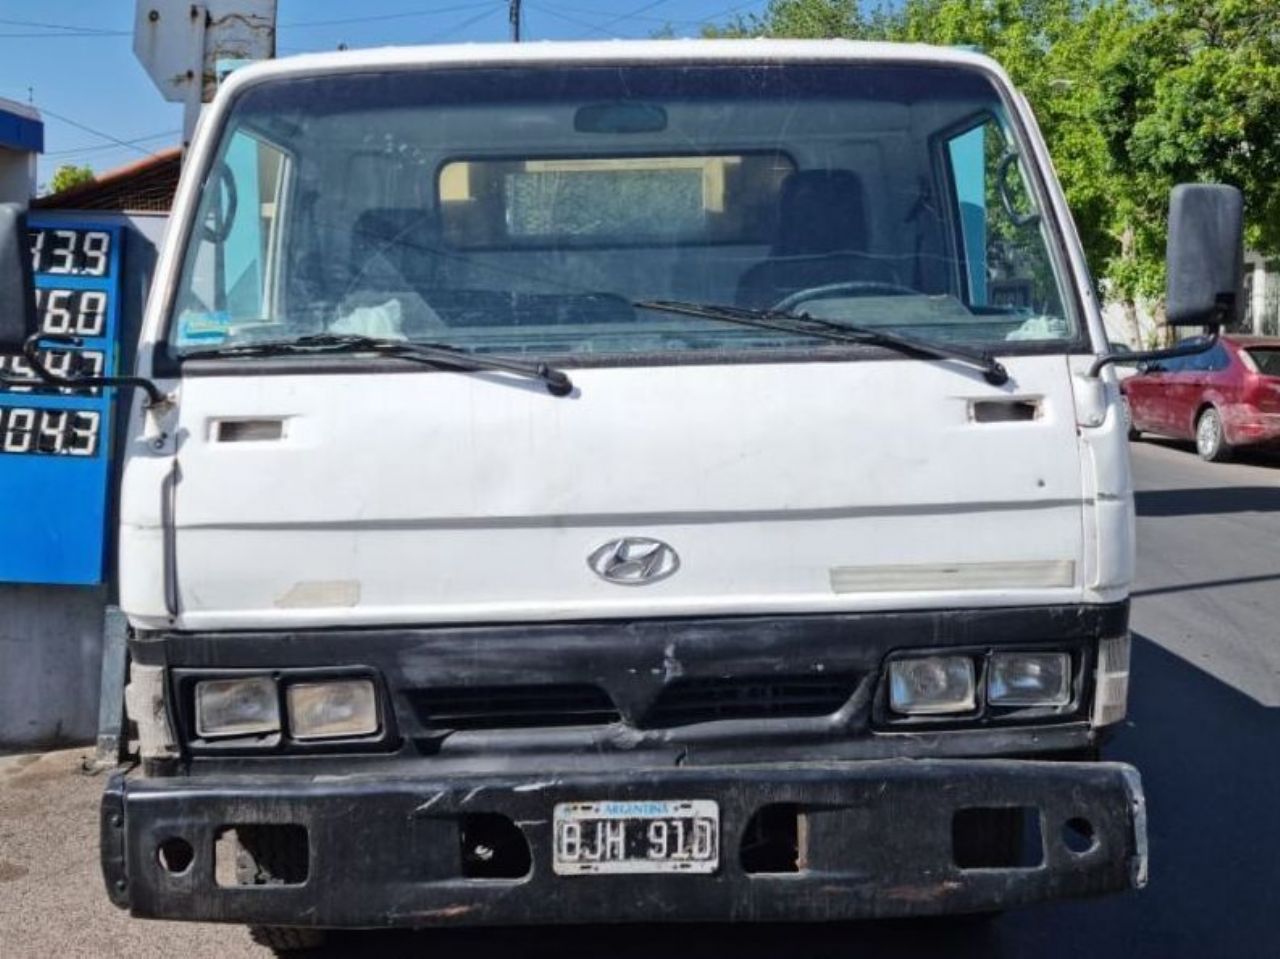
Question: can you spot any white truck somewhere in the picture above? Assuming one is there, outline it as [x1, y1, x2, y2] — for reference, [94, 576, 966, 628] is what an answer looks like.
[0, 38, 1245, 950]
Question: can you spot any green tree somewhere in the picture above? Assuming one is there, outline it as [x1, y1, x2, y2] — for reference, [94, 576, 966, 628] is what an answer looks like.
[1100, 0, 1280, 305]
[48, 164, 95, 194]
[705, 0, 1280, 336]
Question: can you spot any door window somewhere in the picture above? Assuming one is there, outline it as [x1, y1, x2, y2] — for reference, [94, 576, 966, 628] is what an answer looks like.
[943, 117, 1065, 324]
[175, 130, 290, 344]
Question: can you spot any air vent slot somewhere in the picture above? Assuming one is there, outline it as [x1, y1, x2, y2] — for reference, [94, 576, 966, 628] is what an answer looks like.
[408, 683, 620, 731]
[643, 674, 859, 728]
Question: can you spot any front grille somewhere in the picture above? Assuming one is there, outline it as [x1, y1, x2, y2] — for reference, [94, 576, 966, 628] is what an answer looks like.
[409, 683, 621, 731]
[642, 674, 859, 728]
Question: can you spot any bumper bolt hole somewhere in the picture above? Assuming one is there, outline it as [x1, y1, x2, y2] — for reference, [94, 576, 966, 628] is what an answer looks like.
[1062, 817, 1096, 854]
[157, 837, 194, 875]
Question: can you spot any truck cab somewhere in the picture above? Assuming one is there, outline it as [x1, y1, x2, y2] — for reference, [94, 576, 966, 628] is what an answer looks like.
[73, 39, 1158, 946]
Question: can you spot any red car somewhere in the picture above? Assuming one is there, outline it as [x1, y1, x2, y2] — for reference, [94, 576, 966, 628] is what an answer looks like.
[1122, 335, 1280, 461]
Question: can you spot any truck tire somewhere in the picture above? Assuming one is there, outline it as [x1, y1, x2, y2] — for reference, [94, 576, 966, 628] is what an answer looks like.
[248, 926, 327, 954]
[235, 827, 326, 954]
[1195, 407, 1232, 462]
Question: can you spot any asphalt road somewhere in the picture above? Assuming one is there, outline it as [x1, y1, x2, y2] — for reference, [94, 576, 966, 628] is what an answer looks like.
[3, 439, 1278, 958]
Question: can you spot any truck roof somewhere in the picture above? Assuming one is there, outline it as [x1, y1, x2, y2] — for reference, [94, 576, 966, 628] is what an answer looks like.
[220, 38, 1010, 96]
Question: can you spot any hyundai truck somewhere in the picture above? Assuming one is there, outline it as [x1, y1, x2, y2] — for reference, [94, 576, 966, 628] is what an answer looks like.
[0, 37, 1248, 952]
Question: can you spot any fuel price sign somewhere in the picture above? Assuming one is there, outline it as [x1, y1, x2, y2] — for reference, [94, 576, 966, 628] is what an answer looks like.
[0, 219, 122, 584]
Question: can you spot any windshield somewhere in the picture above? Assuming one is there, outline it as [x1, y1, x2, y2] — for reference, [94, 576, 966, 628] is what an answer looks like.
[168, 62, 1078, 361]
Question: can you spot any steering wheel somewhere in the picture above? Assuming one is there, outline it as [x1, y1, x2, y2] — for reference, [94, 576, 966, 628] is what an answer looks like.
[773, 280, 919, 314]
[199, 163, 239, 244]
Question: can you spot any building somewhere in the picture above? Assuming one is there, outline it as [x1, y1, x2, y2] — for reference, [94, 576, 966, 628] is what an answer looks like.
[34, 147, 180, 213]
[0, 96, 42, 205]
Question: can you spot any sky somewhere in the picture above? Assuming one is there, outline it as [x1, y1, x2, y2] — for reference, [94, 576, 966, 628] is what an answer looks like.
[0, 0, 771, 190]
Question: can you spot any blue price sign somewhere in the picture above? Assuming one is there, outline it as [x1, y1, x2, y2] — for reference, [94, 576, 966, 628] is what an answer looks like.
[0, 219, 122, 584]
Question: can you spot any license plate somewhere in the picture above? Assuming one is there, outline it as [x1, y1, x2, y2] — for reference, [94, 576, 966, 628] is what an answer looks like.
[552, 799, 720, 875]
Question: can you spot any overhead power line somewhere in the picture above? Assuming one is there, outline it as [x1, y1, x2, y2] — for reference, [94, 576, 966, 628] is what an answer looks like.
[539, 0, 763, 28]
[45, 130, 182, 159]
[0, 30, 129, 38]
[0, 15, 126, 35]
[280, 2, 502, 30]
[430, 5, 505, 41]
[577, 0, 672, 38]
[26, 104, 166, 159]
[279, 3, 506, 52]
[529, 0, 757, 39]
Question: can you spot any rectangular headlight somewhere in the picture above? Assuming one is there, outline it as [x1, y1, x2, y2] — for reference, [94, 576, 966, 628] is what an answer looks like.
[889, 656, 976, 715]
[287, 679, 379, 740]
[195, 676, 280, 738]
[988, 652, 1071, 706]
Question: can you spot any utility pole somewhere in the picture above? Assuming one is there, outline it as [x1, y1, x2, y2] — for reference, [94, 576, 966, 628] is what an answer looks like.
[509, 0, 521, 42]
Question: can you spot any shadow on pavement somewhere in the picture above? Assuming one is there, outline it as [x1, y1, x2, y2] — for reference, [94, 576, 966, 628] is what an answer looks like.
[294, 637, 1280, 958]
[1133, 571, 1280, 597]
[1134, 437, 1280, 469]
[1135, 486, 1280, 517]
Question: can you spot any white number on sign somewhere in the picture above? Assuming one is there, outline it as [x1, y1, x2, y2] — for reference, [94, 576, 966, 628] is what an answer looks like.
[0, 407, 101, 456]
[76, 290, 107, 335]
[2, 409, 34, 453]
[48, 230, 77, 274]
[43, 288, 73, 333]
[82, 231, 110, 276]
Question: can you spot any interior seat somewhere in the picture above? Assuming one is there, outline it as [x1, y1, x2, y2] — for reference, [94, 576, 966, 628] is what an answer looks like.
[736, 170, 902, 310]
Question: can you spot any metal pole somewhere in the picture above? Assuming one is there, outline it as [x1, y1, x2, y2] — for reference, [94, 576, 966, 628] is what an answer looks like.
[509, 0, 521, 42]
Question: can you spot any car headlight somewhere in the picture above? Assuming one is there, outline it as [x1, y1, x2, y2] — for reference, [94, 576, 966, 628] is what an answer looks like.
[286, 679, 379, 740]
[195, 676, 280, 738]
[988, 652, 1071, 706]
[888, 655, 976, 715]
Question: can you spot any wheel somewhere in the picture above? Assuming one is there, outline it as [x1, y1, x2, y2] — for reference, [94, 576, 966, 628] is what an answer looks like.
[1195, 407, 1232, 462]
[248, 926, 327, 954]
[236, 827, 326, 954]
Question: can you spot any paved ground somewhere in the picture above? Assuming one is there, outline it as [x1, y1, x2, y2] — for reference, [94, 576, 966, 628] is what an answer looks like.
[2, 439, 1278, 957]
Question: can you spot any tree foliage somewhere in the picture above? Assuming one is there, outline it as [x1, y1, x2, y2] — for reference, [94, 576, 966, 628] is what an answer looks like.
[702, 0, 1280, 315]
[49, 164, 95, 194]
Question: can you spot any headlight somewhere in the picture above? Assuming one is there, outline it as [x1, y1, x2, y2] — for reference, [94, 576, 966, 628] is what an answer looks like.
[988, 652, 1071, 706]
[286, 679, 379, 740]
[195, 676, 280, 738]
[888, 656, 976, 715]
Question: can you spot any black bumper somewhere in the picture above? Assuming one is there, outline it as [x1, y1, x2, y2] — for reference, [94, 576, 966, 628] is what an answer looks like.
[102, 758, 1147, 928]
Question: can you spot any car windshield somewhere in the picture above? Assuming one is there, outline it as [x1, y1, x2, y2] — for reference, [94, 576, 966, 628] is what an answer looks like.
[168, 62, 1078, 361]
[1248, 348, 1280, 376]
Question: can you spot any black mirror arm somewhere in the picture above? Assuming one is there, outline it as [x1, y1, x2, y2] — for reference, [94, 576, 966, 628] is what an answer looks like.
[22, 332, 168, 407]
[1088, 326, 1220, 379]
[996, 152, 1041, 228]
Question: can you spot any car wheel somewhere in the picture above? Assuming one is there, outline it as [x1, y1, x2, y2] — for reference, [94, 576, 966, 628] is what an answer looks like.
[1195, 407, 1232, 462]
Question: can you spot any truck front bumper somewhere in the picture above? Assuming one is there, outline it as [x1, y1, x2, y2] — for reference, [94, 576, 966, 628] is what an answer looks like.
[102, 758, 1146, 928]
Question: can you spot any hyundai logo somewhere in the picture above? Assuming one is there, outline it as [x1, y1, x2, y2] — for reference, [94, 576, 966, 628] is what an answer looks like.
[588, 537, 680, 586]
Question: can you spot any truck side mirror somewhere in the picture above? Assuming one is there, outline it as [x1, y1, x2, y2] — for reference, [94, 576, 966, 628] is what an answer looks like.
[1165, 184, 1244, 328]
[0, 203, 37, 354]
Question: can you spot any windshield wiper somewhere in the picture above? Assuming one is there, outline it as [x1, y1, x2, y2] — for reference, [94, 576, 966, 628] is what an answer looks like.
[183, 333, 574, 397]
[634, 300, 1009, 386]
